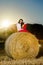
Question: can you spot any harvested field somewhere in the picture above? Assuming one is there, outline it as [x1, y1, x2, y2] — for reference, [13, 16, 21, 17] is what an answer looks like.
[0, 33, 43, 65]
[0, 49, 43, 65]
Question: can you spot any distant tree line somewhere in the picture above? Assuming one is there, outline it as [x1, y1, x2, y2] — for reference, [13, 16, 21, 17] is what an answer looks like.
[26, 23, 43, 40]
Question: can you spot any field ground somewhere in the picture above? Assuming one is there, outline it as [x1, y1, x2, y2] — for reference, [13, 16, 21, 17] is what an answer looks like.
[0, 49, 43, 65]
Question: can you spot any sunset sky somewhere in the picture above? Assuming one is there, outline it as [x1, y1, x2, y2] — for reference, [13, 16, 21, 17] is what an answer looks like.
[0, 0, 43, 26]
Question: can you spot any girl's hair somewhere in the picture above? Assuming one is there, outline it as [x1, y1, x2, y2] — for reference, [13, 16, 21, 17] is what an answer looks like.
[18, 19, 23, 23]
[21, 22, 24, 28]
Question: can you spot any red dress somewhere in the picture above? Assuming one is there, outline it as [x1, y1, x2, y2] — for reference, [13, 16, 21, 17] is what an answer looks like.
[19, 24, 29, 32]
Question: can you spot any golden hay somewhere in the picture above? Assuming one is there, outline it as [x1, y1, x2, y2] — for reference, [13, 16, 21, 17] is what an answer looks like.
[5, 32, 39, 59]
[8, 24, 17, 32]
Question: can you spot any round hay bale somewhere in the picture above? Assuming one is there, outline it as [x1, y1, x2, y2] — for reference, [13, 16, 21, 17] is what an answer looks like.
[5, 32, 39, 59]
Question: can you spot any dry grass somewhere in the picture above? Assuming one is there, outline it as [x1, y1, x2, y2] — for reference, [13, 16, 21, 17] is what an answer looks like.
[0, 56, 43, 65]
[0, 50, 43, 65]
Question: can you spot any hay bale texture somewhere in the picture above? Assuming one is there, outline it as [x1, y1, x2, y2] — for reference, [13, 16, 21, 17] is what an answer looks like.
[5, 32, 39, 59]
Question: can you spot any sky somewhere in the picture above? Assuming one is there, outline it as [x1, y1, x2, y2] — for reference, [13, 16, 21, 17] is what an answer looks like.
[0, 0, 43, 25]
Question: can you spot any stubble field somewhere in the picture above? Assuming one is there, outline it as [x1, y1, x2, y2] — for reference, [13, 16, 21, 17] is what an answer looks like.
[0, 49, 43, 65]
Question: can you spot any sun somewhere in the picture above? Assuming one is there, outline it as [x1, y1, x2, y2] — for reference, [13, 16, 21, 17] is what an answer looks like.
[1, 19, 12, 29]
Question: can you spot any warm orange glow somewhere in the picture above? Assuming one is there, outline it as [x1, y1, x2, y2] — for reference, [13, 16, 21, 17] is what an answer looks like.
[1, 19, 12, 29]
